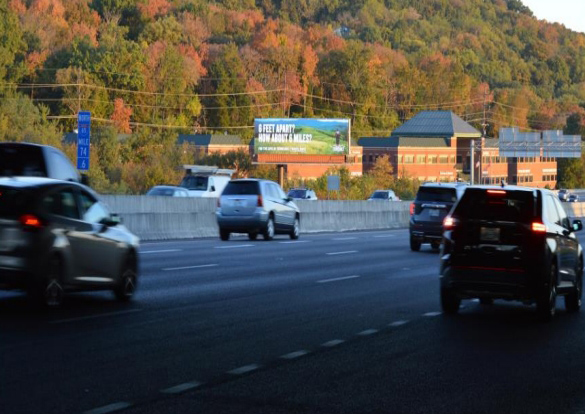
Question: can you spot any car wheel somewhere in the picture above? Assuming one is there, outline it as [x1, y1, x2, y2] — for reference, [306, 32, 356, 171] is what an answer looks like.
[263, 216, 275, 241]
[431, 240, 441, 250]
[537, 263, 557, 321]
[30, 255, 65, 308]
[565, 261, 582, 313]
[248, 232, 258, 241]
[479, 298, 494, 305]
[114, 259, 137, 302]
[410, 236, 421, 252]
[290, 217, 300, 240]
[220, 229, 230, 241]
[441, 287, 460, 315]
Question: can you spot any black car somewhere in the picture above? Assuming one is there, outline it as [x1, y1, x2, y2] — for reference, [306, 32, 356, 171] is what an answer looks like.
[440, 186, 583, 320]
[409, 182, 467, 251]
[0, 177, 140, 307]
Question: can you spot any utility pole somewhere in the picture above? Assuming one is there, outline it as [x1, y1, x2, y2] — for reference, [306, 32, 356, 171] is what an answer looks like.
[77, 67, 82, 113]
[470, 139, 474, 185]
[282, 71, 287, 118]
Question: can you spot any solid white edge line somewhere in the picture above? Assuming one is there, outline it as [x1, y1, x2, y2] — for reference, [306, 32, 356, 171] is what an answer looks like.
[373, 235, 396, 238]
[51, 309, 142, 324]
[279, 240, 310, 244]
[317, 275, 360, 284]
[83, 402, 133, 414]
[322, 339, 345, 347]
[280, 350, 309, 360]
[326, 250, 358, 256]
[423, 312, 442, 317]
[389, 320, 409, 327]
[228, 364, 260, 375]
[162, 264, 218, 271]
[141, 249, 181, 254]
[332, 237, 357, 240]
[161, 382, 201, 394]
[358, 329, 379, 336]
[214, 244, 254, 249]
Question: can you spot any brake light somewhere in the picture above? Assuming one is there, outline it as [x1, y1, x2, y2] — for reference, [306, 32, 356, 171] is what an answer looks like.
[257, 195, 263, 207]
[444, 216, 455, 229]
[532, 222, 547, 233]
[487, 190, 506, 195]
[20, 214, 43, 229]
[410, 202, 415, 215]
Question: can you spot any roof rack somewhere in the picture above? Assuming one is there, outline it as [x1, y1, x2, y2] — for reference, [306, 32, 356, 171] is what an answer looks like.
[182, 165, 235, 176]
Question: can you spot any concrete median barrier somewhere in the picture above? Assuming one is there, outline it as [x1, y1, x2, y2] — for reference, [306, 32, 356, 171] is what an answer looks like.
[100, 196, 411, 240]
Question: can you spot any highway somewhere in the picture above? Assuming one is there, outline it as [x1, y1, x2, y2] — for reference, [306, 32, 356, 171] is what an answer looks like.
[3, 229, 585, 414]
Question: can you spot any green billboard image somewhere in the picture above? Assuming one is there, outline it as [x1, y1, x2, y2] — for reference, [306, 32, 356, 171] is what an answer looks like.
[254, 118, 351, 155]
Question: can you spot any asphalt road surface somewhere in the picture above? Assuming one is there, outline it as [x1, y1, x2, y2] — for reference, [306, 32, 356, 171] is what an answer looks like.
[3, 229, 585, 414]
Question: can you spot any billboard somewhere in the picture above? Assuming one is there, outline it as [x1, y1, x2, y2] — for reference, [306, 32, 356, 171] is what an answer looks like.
[254, 118, 350, 155]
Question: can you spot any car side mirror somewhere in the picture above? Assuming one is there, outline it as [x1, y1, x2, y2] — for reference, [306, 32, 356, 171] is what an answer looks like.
[210, 186, 216, 192]
[101, 214, 122, 227]
[285, 196, 293, 202]
[573, 220, 583, 232]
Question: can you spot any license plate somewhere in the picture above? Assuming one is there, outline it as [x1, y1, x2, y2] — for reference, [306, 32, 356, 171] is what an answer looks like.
[481, 227, 500, 242]
[429, 209, 440, 217]
[233, 200, 244, 207]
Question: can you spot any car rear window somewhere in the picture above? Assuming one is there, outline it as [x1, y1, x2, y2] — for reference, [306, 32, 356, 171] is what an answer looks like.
[0, 145, 47, 177]
[222, 181, 260, 195]
[147, 188, 176, 196]
[0, 187, 34, 218]
[416, 187, 457, 203]
[179, 176, 208, 190]
[453, 189, 536, 223]
[370, 191, 388, 199]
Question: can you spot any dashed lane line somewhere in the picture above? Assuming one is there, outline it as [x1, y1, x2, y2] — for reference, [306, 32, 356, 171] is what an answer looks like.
[279, 240, 310, 244]
[326, 250, 358, 256]
[83, 402, 133, 414]
[162, 264, 218, 271]
[423, 311, 442, 317]
[332, 237, 357, 240]
[161, 382, 201, 394]
[358, 329, 379, 336]
[228, 364, 260, 375]
[280, 350, 310, 360]
[214, 244, 254, 249]
[389, 320, 410, 327]
[317, 275, 360, 284]
[321, 339, 345, 347]
[141, 249, 181, 254]
[373, 234, 396, 238]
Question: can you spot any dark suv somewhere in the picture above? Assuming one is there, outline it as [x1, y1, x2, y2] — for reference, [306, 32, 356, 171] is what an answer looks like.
[409, 183, 467, 251]
[440, 186, 583, 320]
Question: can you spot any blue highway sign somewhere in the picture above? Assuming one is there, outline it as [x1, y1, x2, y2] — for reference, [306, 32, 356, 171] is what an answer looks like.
[77, 111, 90, 171]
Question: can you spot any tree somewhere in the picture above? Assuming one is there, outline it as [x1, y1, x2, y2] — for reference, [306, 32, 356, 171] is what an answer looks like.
[370, 155, 394, 189]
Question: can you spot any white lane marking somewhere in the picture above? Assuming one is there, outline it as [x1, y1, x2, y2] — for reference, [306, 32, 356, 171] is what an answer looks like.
[373, 234, 396, 238]
[389, 320, 409, 327]
[229, 364, 260, 375]
[51, 309, 142, 324]
[326, 250, 358, 256]
[280, 350, 309, 360]
[402, 267, 411, 271]
[162, 264, 218, 271]
[161, 382, 201, 394]
[317, 275, 360, 284]
[84, 402, 132, 414]
[322, 339, 345, 347]
[279, 240, 310, 244]
[358, 329, 378, 336]
[332, 237, 357, 240]
[471, 299, 480, 303]
[423, 312, 442, 317]
[215, 244, 254, 249]
[141, 249, 181, 254]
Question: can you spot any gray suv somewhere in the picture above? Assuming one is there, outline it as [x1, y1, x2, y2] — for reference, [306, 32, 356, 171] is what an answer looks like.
[216, 179, 300, 241]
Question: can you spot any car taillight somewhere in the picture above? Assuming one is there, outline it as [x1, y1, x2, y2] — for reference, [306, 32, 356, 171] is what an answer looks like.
[19, 214, 43, 229]
[410, 202, 415, 215]
[257, 195, 263, 207]
[487, 190, 506, 195]
[532, 222, 547, 233]
[444, 216, 456, 229]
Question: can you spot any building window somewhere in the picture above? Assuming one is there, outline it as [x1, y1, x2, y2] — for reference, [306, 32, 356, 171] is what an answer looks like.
[416, 155, 425, 164]
[428, 155, 437, 164]
[439, 155, 449, 164]
[404, 155, 414, 164]
[456, 155, 462, 164]
[450, 155, 456, 164]
[396, 155, 403, 164]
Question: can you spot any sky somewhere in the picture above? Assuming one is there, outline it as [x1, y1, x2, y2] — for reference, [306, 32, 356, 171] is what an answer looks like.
[521, 0, 585, 34]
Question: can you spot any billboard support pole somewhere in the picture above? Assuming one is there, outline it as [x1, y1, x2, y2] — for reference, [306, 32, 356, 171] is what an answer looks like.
[277, 164, 285, 187]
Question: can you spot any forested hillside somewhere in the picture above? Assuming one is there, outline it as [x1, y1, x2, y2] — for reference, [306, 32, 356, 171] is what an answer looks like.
[1, 0, 585, 192]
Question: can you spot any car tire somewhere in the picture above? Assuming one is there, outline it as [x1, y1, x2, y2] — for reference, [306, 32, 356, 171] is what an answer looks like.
[290, 217, 300, 240]
[441, 287, 460, 315]
[263, 216, 275, 241]
[30, 255, 65, 308]
[431, 240, 441, 250]
[114, 258, 137, 302]
[565, 262, 582, 313]
[248, 232, 258, 241]
[410, 236, 421, 252]
[220, 229, 230, 241]
[537, 263, 557, 321]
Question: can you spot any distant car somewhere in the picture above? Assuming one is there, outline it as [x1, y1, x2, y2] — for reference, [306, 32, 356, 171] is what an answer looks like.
[368, 190, 399, 201]
[146, 186, 190, 197]
[441, 185, 583, 320]
[287, 188, 318, 200]
[0, 177, 139, 307]
[558, 189, 570, 201]
[409, 182, 467, 251]
[216, 179, 300, 241]
[0, 142, 88, 185]
[568, 194, 579, 202]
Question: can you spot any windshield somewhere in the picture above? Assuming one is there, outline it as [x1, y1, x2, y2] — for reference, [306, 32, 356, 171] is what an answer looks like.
[416, 187, 457, 203]
[0, 145, 47, 177]
[288, 189, 307, 198]
[147, 187, 178, 196]
[180, 176, 208, 191]
[370, 191, 388, 199]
